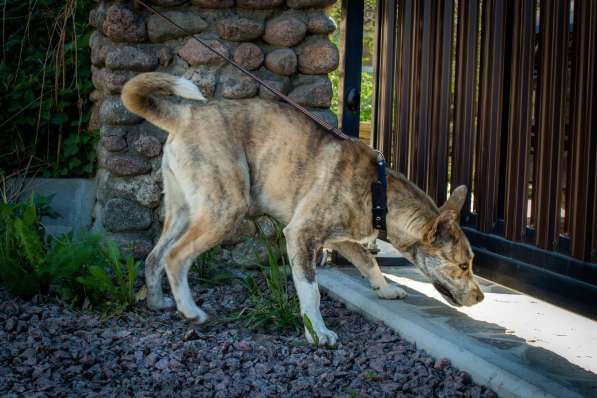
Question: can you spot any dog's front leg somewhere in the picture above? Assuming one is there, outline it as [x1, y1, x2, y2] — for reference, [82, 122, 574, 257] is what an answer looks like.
[284, 225, 337, 347]
[330, 241, 407, 299]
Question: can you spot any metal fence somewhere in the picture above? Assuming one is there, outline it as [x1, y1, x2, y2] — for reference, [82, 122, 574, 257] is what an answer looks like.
[372, 0, 596, 263]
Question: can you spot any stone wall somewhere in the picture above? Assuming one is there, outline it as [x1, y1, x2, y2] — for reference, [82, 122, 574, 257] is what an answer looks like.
[88, 0, 339, 259]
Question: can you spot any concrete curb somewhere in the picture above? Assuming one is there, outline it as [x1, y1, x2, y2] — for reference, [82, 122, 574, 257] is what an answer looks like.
[318, 268, 585, 398]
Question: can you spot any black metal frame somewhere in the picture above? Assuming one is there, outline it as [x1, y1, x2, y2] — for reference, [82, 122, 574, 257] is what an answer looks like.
[465, 227, 597, 319]
[339, 0, 365, 138]
[336, 0, 597, 320]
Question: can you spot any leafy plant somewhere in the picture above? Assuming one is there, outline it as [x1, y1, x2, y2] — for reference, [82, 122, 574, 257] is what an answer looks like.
[76, 240, 140, 313]
[0, 194, 140, 312]
[239, 219, 302, 332]
[0, 0, 97, 177]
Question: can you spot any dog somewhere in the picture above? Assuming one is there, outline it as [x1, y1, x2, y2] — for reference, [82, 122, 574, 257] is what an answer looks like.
[121, 72, 484, 346]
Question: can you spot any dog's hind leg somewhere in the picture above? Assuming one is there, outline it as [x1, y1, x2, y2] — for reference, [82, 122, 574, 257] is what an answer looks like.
[330, 241, 406, 299]
[145, 165, 189, 310]
[163, 202, 248, 322]
[284, 224, 337, 347]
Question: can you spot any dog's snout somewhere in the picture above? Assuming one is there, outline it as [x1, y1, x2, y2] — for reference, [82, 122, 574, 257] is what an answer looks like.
[475, 289, 484, 304]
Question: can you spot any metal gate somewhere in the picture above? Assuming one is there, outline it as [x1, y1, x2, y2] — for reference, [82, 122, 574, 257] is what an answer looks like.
[339, 0, 597, 318]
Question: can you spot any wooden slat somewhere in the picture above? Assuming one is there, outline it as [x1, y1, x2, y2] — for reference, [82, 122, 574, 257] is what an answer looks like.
[533, 1, 569, 250]
[503, 0, 536, 242]
[408, 0, 427, 187]
[451, 0, 479, 221]
[568, 0, 597, 261]
[427, 0, 454, 206]
[372, 0, 397, 162]
[475, 0, 507, 233]
[393, 0, 413, 174]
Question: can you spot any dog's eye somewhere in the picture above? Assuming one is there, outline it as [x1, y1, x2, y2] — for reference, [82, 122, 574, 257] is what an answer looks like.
[458, 263, 468, 271]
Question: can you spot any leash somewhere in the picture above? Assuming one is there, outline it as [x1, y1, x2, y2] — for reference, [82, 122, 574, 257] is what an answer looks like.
[136, 0, 352, 140]
[135, 0, 388, 234]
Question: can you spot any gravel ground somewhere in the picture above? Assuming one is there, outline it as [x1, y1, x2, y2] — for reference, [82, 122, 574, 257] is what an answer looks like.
[0, 274, 497, 397]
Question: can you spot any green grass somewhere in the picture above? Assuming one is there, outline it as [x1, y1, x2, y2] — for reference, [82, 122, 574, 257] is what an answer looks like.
[237, 218, 302, 332]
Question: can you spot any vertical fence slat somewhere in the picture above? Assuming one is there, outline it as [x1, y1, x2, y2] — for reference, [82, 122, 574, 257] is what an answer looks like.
[476, 0, 507, 232]
[533, 1, 569, 250]
[569, 0, 597, 261]
[427, 0, 454, 206]
[451, 0, 479, 219]
[504, 0, 536, 242]
[372, 0, 397, 162]
[410, 1, 429, 187]
[393, 0, 413, 174]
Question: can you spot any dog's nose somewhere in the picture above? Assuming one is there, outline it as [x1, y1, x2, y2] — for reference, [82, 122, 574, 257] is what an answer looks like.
[475, 290, 485, 303]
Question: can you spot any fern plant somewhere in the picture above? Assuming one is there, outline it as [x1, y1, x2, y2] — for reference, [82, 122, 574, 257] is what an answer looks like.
[0, 194, 140, 312]
[76, 240, 140, 313]
[0, 196, 52, 297]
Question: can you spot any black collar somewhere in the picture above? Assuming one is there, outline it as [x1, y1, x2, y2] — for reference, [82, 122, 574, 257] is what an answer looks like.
[371, 154, 388, 238]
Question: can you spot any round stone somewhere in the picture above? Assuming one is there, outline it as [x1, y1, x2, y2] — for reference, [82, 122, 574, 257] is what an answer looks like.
[99, 96, 143, 125]
[148, 0, 187, 5]
[237, 0, 284, 8]
[147, 11, 208, 42]
[103, 198, 152, 232]
[100, 152, 152, 176]
[92, 66, 136, 94]
[89, 31, 109, 66]
[216, 16, 264, 42]
[296, 36, 339, 74]
[105, 46, 158, 71]
[233, 43, 264, 70]
[191, 0, 234, 7]
[133, 135, 162, 158]
[178, 39, 229, 66]
[288, 76, 332, 107]
[220, 65, 259, 99]
[286, 0, 336, 8]
[307, 10, 336, 34]
[263, 15, 307, 47]
[97, 171, 161, 209]
[256, 69, 290, 100]
[264, 48, 297, 75]
[102, 4, 146, 43]
[183, 66, 218, 97]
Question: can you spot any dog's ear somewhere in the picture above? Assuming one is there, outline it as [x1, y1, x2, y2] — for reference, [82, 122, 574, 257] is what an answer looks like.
[440, 185, 467, 214]
[423, 210, 458, 244]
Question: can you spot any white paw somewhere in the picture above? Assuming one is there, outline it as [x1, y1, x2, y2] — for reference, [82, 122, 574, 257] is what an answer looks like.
[147, 296, 176, 310]
[179, 307, 209, 324]
[305, 326, 338, 347]
[376, 284, 407, 299]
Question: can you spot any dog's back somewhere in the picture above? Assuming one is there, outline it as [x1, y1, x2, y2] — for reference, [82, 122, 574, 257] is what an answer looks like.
[123, 73, 377, 226]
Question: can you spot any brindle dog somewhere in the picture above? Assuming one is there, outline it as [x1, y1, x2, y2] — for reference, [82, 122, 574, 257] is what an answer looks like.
[122, 72, 484, 346]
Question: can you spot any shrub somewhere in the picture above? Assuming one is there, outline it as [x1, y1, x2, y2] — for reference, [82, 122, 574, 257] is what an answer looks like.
[0, 0, 97, 178]
[0, 194, 139, 312]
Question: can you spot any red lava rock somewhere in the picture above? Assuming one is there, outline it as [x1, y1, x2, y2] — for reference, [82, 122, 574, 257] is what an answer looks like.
[235, 341, 253, 352]
[0, 281, 496, 397]
[434, 357, 451, 370]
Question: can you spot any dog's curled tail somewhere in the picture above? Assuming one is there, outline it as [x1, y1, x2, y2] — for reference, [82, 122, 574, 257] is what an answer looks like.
[121, 72, 206, 132]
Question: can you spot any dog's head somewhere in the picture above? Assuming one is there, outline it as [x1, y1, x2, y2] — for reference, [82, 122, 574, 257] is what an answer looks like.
[391, 185, 484, 307]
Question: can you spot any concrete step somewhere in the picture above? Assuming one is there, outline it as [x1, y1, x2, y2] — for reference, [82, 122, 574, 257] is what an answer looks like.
[318, 265, 597, 398]
[11, 178, 96, 237]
